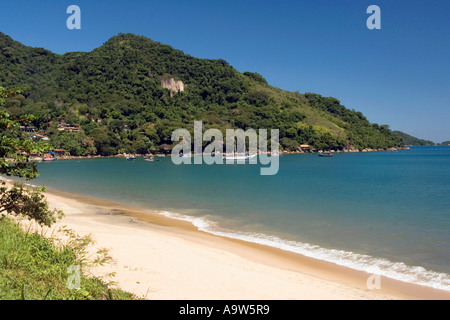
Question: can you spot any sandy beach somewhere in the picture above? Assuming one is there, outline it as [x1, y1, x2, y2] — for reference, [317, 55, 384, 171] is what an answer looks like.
[6, 186, 441, 301]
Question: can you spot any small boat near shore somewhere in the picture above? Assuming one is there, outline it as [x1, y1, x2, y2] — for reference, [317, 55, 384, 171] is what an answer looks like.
[223, 153, 257, 161]
[318, 152, 333, 157]
[43, 151, 58, 161]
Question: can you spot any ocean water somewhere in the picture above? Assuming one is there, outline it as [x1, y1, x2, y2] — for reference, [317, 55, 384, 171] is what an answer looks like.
[14, 146, 450, 290]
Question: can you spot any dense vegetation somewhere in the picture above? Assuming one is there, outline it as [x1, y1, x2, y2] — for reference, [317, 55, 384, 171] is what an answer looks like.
[392, 131, 435, 146]
[1, 86, 135, 300]
[1, 87, 63, 226]
[0, 32, 403, 155]
[0, 217, 135, 300]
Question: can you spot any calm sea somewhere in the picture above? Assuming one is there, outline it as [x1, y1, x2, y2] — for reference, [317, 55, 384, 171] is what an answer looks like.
[11, 146, 450, 290]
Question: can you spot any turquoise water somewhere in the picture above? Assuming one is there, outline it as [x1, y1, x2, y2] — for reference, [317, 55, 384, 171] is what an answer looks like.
[13, 146, 450, 290]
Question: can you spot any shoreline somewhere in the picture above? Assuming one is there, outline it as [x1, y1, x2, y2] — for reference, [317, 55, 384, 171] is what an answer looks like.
[12, 184, 450, 300]
[25, 146, 407, 162]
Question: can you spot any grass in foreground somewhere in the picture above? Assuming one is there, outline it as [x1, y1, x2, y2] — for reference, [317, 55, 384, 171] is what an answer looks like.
[0, 217, 136, 300]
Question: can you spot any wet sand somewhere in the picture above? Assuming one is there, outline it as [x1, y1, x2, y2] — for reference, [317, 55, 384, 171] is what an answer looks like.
[21, 187, 449, 300]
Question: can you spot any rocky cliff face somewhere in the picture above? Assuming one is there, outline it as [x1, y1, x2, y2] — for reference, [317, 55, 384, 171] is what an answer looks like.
[161, 77, 185, 97]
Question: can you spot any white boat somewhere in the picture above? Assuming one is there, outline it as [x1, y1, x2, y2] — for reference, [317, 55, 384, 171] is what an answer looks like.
[181, 152, 191, 158]
[223, 153, 257, 161]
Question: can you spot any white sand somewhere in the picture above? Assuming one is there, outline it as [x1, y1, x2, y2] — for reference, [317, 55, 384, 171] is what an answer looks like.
[16, 189, 450, 300]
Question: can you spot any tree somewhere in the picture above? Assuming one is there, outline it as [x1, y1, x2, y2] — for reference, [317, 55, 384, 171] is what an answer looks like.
[0, 32, 404, 153]
[243, 71, 268, 85]
[0, 87, 63, 226]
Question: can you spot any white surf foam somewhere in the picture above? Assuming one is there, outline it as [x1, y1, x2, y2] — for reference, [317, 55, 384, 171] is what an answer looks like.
[156, 210, 450, 292]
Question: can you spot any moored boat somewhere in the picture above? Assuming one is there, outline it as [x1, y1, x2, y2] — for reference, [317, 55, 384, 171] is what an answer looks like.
[223, 153, 257, 161]
[318, 152, 333, 157]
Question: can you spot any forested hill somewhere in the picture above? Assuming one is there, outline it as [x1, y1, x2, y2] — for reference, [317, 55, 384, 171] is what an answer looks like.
[0, 32, 402, 156]
[393, 131, 435, 146]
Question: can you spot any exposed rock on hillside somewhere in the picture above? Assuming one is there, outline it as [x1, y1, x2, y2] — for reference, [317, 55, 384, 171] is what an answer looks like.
[161, 77, 185, 97]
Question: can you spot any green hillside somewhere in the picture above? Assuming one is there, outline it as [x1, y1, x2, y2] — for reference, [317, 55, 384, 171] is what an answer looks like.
[392, 131, 435, 146]
[0, 32, 402, 155]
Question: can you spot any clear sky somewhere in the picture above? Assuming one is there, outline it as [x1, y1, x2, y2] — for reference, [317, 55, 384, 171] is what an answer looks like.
[1, 0, 449, 142]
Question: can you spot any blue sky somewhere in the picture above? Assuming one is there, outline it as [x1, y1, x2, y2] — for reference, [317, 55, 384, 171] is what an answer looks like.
[1, 0, 449, 142]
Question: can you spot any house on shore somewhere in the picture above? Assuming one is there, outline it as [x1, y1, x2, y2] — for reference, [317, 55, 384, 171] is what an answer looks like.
[53, 149, 67, 156]
[20, 125, 35, 133]
[300, 144, 312, 152]
[30, 133, 49, 141]
[48, 121, 80, 132]
[57, 121, 80, 132]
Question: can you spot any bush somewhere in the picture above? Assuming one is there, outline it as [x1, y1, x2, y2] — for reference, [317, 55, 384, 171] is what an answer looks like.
[0, 217, 136, 300]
